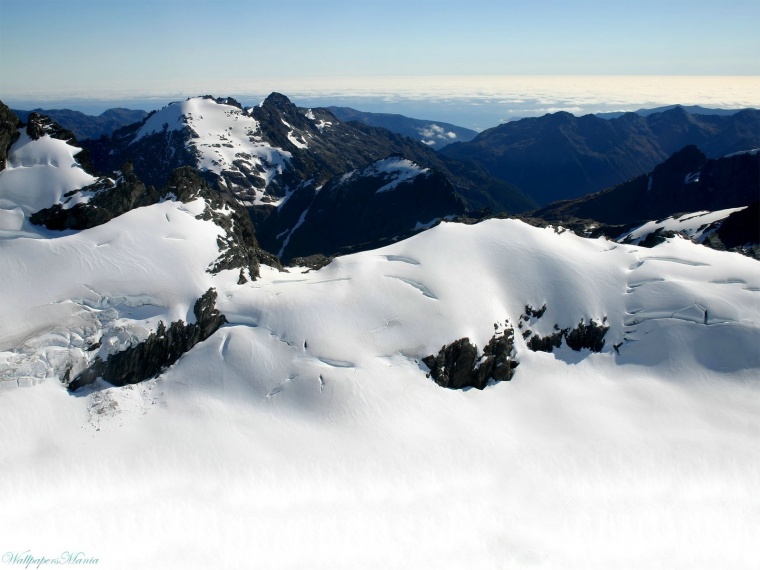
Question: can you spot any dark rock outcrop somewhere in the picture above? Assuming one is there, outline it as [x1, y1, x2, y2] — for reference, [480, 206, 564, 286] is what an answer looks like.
[526, 329, 566, 352]
[30, 165, 278, 279]
[0, 101, 22, 170]
[68, 289, 226, 391]
[30, 161, 156, 229]
[519, 304, 609, 353]
[564, 318, 609, 352]
[423, 325, 518, 390]
[526, 319, 609, 353]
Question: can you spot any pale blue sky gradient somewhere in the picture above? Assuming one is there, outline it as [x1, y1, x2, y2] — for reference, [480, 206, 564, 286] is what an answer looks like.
[1, 0, 758, 127]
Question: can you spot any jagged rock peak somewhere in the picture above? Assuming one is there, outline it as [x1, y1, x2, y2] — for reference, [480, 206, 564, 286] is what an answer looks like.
[67, 288, 227, 391]
[25, 112, 77, 142]
[262, 92, 297, 111]
[213, 96, 243, 109]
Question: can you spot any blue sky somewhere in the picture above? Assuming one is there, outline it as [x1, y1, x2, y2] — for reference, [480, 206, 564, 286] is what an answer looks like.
[1, 0, 758, 125]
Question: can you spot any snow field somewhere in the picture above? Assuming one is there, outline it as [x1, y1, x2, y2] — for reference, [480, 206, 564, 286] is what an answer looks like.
[1, 130, 760, 569]
[0, 131, 96, 216]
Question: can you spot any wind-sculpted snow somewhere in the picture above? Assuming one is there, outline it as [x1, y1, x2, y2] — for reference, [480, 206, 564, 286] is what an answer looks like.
[1, 210, 759, 568]
[0, 197, 225, 388]
[620, 207, 747, 245]
[0, 129, 96, 221]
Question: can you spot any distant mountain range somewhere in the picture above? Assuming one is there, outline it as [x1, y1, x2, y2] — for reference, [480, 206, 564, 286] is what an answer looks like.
[11, 107, 148, 140]
[440, 106, 760, 205]
[595, 105, 752, 119]
[7, 99, 759, 262]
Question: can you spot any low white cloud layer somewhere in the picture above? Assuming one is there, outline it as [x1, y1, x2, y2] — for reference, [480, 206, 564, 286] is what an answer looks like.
[5, 76, 759, 132]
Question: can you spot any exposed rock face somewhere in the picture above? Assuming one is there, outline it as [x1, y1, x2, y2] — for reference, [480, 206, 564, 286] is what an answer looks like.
[526, 329, 566, 352]
[519, 304, 609, 353]
[423, 325, 518, 390]
[564, 318, 609, 352]
[702, 200, 760, 260]
[0, 101, 22, 171]
[264, 155, 468, 262]
[525, 319, 609, 353]
[424, 338, 479, 389]
[68, 289, 226, 391]
[84, 116, 198, 189]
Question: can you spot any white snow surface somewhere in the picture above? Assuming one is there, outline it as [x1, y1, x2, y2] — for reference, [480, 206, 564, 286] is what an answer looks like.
[130, 98, 292, 201]
[0, 131, 97, 219]
[355, 156, 430, 193]
[723, 147, 760, 158]
[621, 207, 747, 244]
[1, 195, 760, 568]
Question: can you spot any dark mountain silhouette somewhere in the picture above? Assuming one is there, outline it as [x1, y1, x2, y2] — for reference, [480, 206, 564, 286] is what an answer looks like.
[533, 146, 760, 226]
[326, 106, 478, 150]
[596, 105, 751, 119]
[12, 107, 148, 141]
[440, 107, 760, 205]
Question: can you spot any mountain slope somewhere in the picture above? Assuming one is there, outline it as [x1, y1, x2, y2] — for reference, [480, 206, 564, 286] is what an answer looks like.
[0, 112, 97, 230]
[326, 106, 478, 150]
[81, 94, 534, 259]
[596, 104, 752, 119]
[265, 155, 467, 261]
[533, 146, 760, 226]
[441, 106, 760, 205]
[83, 94, 532, 210]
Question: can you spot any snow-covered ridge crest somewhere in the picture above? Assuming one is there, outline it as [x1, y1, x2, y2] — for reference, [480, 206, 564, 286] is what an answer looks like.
[620, 207, 748, 245]
[0, 129, 96, 221]
[343, 155, 430, 194]
[723, 147, 760, 158]
[128, 96, 292, 203]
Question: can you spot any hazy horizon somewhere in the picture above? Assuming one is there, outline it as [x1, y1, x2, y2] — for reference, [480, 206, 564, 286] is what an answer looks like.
[4, 75, 759, 131]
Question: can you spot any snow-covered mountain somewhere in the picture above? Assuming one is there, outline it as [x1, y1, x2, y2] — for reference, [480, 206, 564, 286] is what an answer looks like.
[2, 101, 760, 568]
[82, 94, 534, 261]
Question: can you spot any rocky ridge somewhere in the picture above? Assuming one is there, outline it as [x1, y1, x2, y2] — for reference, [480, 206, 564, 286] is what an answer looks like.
[67, 289, 227, 391]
